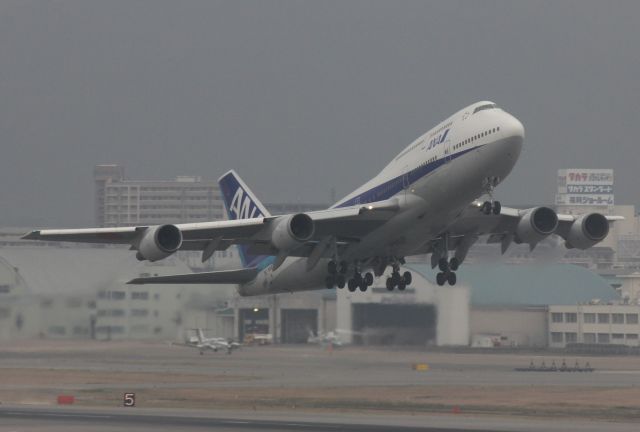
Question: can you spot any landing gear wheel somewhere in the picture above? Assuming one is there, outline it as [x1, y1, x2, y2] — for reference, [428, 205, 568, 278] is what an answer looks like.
[336, 274, 346, 289]
[327, 261, 337, 275]
[482, 201, 492, 215]
[359, 280, 368, 292]
[449, 257, 459, 271]
[386, 278, 394, 291]
[402, 271, 412, 285]
[391, 271, 401, 285]
[447, 272, 457, 286]
[398, 281, 406, 291]
[492, 201, 502, 215]
[436, 272, 446, 286]
[347, 278, 357, 292]
[438, 258, 449, 272]
[325, 275, 335, 289]
[364, 272, 374, 286]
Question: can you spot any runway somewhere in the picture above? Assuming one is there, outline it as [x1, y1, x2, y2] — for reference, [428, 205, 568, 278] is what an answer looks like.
[2, 342, 640, 430]
[2, 405, 640, 432]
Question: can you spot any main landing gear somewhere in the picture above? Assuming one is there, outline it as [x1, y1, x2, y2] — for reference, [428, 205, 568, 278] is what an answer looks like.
[436, 257, 458, 286]
[480, 176, 502, 215]
[325, 258, 413, 293]
[385, 263, 412, 291]
[325, 260, 374, 292]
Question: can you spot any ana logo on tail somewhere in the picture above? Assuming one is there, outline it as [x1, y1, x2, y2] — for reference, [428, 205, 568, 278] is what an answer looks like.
[229, 188, 263, 220]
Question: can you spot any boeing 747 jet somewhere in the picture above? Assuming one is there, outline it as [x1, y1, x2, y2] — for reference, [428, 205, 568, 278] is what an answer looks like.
[24, 102, 620, 295]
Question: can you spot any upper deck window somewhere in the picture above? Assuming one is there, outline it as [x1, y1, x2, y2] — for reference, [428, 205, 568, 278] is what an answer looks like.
[473, 103, 497, 114]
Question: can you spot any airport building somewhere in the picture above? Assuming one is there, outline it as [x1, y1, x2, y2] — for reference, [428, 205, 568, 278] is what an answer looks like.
[94, 164, 224, 227]
[0, 239, 237, 342]
[548, 304, 640, 348]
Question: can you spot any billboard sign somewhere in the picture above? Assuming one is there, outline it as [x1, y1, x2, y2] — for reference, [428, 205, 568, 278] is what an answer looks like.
[557, 169, 614, 206]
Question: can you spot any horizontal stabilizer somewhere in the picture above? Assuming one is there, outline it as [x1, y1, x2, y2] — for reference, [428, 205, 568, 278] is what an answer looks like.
[127, 268, 258, 285]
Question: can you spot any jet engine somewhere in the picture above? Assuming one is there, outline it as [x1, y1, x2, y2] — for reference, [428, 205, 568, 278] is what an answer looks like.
[565, 213, 609, 249]
[136, 224, 183, 261]
[271, 213, 315, 252]
[515, 206, 558, 245]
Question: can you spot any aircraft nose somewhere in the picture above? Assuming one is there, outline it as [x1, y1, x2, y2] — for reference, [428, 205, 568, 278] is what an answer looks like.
[503, 114, 525, 141]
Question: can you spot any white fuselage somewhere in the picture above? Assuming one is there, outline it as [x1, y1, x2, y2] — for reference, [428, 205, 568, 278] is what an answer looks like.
[239, 102, 524, 295]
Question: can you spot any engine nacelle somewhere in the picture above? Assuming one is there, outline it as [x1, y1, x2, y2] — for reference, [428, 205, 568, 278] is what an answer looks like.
[271, 213, 315, 252]
[515, 206, 558, 245]
[136, 224, 183, 261]
[565, 213, 609, 250]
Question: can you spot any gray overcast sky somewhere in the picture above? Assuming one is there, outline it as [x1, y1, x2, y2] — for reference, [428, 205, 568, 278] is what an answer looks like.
[1, 0, 639, 227]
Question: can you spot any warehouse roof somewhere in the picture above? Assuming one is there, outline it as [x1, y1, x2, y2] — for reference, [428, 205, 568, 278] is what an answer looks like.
[407, 263, 619, 306]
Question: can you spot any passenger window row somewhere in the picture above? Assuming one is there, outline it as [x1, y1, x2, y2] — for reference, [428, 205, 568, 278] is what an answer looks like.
[453, 127, 500, 151]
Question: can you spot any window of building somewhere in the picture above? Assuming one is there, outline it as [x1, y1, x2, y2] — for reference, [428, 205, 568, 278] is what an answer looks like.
[612, 313, 624, 324]
[583, 313, 596, 323]
[41, 298, 53, 308]
[597, 313, 609, 324]
[626, 334, 639, 340]
[110, 309, 125, 317]
[584, 333, 596, 343]
[565, 332, 577, 343]
[612, 333, 624, 340]
[0, 284, 11, 294]
[551, 332, 563, 343]
[597, 333, 610, 344]
[111, 291, 126, 300]
[131, 292, 149, 300]
[626, 314, 639, 324]
[551, 312, 563, 323]
[565, 313, 577, 323]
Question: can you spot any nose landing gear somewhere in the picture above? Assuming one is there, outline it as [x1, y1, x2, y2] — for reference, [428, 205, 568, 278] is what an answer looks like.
[480, 177, 502, 215]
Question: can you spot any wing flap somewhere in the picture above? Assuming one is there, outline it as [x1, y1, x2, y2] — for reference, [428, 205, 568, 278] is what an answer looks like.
[127, 268, 259, 285]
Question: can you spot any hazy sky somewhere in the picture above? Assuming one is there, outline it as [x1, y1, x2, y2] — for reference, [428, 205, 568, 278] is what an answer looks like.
[1, 0, 639, 227]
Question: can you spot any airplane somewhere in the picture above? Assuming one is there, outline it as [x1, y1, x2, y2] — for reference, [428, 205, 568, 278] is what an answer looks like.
[307, 329, 361, 347]
[183, 328, 240, 355]
[307, 330, 344, 347]
[23, 101, 622, 294]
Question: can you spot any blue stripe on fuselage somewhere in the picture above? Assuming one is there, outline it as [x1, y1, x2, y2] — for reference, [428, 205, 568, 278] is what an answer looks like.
[335, 145, 480, 208]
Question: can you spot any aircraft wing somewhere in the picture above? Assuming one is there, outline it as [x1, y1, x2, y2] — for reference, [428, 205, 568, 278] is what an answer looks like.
[418, 201, 622, 261]
[128, 268, 259, 285]
[23, 198, 398, 262]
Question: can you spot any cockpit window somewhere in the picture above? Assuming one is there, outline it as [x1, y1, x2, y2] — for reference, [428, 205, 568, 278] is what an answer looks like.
[473, 103, 497, 114]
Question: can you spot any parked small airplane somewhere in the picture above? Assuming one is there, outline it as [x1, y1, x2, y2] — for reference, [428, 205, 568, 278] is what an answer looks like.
[184, 328, 241, 355]
[24, 101, 622, 295]
[307, 329, 361, 347]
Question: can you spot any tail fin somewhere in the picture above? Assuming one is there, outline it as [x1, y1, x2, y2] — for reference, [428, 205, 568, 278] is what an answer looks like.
[196, 328, 206, 344]
[218, 170, 273, 269]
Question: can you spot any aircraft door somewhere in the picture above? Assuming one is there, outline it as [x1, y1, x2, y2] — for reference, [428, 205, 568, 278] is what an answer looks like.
[443, 139, 453, 163]
[402, 165, 410, 189]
